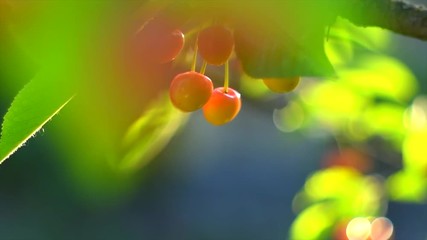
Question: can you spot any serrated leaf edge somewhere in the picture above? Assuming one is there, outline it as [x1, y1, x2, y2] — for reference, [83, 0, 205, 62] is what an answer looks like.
[0, 96, 74, 164]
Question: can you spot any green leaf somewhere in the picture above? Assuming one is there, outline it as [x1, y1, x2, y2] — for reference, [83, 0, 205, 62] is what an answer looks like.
[131, 0, 342, 78]
[290, 203, 337, 240]
[291, 167, 386, 239]
[340, 56, 418, 102]
[231, 1, 339, 78]
[387, 170, 427, 202]
[234, 22, 336, 78]
[0, 72, 73, 163]
[117, 94, 187, 172]
[302, 167, 384, 216]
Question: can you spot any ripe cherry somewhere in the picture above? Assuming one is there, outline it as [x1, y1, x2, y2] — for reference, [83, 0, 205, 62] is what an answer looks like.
[262, 76, 300, 93]
[197, 25, 234, 65]
[203, 87, 241, 125]
[135, 18, 185, 64]
[169, 71, 213, 112]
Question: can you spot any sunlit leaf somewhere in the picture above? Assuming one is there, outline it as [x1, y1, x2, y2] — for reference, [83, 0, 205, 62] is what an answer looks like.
[118, 94, 187, 172]
[290, 203, 337, 240]
[305, 168, 361, 201]
[302, 80, 367, 127]
[302, 167, 384, 216]
[0, 72, 73, 163]
[339, 56, 417, 102]
[325, 35, 354, 67]
[387, 170, 427, 202]
[0, 1, 118, 163]
[402, 128, 427, 172]
[361, 104, 406, 147]
[404, 96, 427, 130]
[328, 18, 390, 52]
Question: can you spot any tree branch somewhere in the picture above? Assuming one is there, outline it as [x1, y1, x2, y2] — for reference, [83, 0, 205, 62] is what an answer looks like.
[340, 0, 427, 41]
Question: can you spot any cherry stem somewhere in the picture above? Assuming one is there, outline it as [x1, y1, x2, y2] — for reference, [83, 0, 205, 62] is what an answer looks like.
[200, 60, 207, 75]
[191, 39, 198, 72]
[224, 60, 229, 93]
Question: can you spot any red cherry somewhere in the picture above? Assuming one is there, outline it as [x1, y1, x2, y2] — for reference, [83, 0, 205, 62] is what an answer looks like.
[203, 87, 241, 125]
[262, 76, 300, 93]
[197, 25, 234, 65]
[332, 220, 350, 240]
[322, 148, 373, 173]
[135, 18, 185, 64]
[169, 71, 213, 112]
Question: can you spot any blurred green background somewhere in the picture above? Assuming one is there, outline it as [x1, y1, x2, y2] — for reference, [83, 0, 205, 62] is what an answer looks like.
[1, 0, 427, 239]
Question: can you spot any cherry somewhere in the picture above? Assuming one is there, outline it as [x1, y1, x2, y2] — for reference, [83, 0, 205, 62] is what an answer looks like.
[203, 87, 241, 125]
[169, 71, 213, 112]
[332, 220, 350, 240]
[197, 25, 234, 65]
[322, 148, 372, 173]
[135, 18, 185, 64]
[262, 76, 300, 93]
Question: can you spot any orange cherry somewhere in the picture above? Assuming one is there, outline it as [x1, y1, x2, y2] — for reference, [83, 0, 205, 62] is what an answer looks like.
[263, 76, 300, 93]
[169, 71, 213, 112]
[203, 87, 241, 125]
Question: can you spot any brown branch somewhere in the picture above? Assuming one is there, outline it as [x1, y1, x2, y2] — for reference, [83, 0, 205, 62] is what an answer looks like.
[340, 0, 427, 41]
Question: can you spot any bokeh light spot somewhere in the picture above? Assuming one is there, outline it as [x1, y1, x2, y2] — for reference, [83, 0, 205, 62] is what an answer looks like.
[346, 217, 371, 240]
[370, 217, 393, 240]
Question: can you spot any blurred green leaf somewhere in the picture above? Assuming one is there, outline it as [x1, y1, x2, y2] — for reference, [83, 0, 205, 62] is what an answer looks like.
[118, 94, 187, 172]
[304, 168, 384, 216]
[402, 98, 427, 183]
[387, 170, 427, 202]
[238, 73, 270, 99]
[325, 33, 354, 67]
[402, 128, 427, 172]
[302, 80, 367, 128]
[339, 56, 417, 102]
[361, 103, 406, 147]
[328, 18, 390, 52]
[0, 14, 37, 91]
[0, 1, 112, 163]
[305, 168, 361, 201]
[290, 203, 337, 240]
[291, 167, 385, 239]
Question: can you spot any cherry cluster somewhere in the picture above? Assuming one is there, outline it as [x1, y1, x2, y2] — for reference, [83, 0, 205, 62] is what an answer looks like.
[169, 25, 241, 126]
[136, 18, 300, 126]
